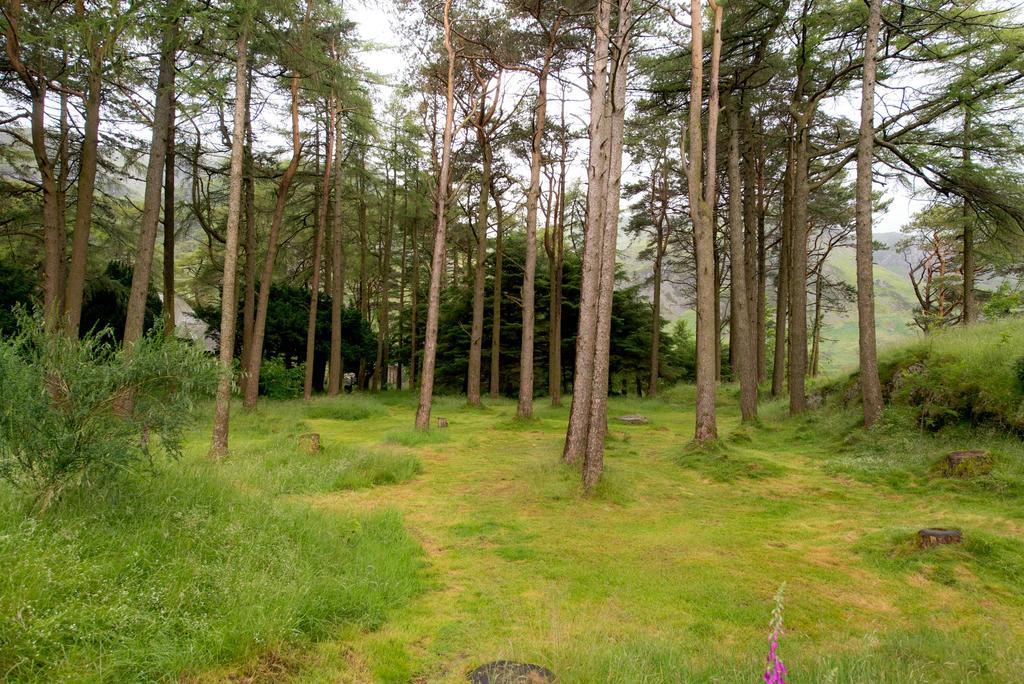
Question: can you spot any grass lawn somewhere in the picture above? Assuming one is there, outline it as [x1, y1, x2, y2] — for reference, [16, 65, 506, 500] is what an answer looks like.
[192, 386, 1024, 683]
[3, 342, 1023, 682]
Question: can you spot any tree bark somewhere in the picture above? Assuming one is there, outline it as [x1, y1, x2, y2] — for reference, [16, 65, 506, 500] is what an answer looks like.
[517, 55, 554, 419]
[563, 0, 611, 466]
[328, 111, 346, 395]
[787, 123, 810, 414]
[583, 0, 631, 491]
[162, 94, 176, 338]
[489, 182, 504, 398]
[548, 133, 567, 407]
[209, 26, 249, 458]
[771, 137, 794, 397]
[689, 0, 722, 443]
[467, 109, 492, 406]
[240, 69, 257, 393]
[63, 3, 106, 335]
[3, 0, 65, 328]
[304, 96, 336, 400]
[415, 0, 457, 430]
[961, 106, 976, 323]
[124, 20, 177, 348]
[728, 105, 756, 421]
[855, 0, 885, 425]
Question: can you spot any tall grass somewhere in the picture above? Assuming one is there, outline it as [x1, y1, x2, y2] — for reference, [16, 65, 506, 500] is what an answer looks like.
[0, 463, 422, 681]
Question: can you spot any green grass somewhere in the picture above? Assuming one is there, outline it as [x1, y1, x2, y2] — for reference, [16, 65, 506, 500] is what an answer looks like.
[3, 368, 1024, 682]
[0, 396, 424, 682]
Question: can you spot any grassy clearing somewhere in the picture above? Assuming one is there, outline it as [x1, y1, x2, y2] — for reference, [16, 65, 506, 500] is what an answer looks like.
[228, 385, 1022, 683]
[4, 339, 1024, 682]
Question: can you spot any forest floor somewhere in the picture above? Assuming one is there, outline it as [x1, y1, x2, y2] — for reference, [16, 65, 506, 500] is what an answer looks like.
[194, 387, 1024, 683]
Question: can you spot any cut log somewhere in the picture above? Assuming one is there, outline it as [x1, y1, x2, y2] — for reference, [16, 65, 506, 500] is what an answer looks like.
[467, 661, 554, 684]
[918, 528, 962, 547]
[299, 432, 321, 454]
[615, 414, 648, 425]
[938, 449, 993, 478]
[437, 417, 448, 428]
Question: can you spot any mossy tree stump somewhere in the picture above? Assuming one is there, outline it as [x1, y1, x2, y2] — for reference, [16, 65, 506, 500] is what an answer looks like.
[299, 432, 321, 454]
[938, 449, 993, 478]
[918, 528, 962, 547]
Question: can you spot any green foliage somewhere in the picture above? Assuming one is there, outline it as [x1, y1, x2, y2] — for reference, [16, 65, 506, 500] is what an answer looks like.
[0, 262, 35, 336]
[258, 357, 305, 399]
[0, 465, 422, 680]
[79, 261, 162, 341]
[195, 287, 377, 393]
[984, 282, 1024, 320]
[0, 314, 217, 509]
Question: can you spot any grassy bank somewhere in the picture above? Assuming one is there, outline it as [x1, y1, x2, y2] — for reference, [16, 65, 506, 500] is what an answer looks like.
[0, 401, 424, 682]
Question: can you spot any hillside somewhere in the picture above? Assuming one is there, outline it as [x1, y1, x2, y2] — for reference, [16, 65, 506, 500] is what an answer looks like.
[621, 232, 921, 372]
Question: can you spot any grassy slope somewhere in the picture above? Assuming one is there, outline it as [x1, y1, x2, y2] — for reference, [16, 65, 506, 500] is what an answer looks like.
[820, 246, 920, 372]
[0, 401, 424, 682]
[211, 386, 1023, 683]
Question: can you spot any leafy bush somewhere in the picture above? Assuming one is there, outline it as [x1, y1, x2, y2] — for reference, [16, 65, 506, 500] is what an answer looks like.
[0, 314, 217, 509]
[258, 356, 305, 399]
[1015, 356, 1024, 393]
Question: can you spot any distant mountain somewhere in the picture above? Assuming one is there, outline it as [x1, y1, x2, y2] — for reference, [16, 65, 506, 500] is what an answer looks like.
[619, 231, 922, 374]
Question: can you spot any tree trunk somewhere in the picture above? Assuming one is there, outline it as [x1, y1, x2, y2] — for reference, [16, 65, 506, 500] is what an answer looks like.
[787, 123, 810, 414]
[755, 134, 768, 383]
[961, 102, 976, 323]
[855, 0, 885, 425]
[209, 26, 249, 458]
[304, 96, 336, 400]
[240, 70, 257, 394]
[689, 0, 722, 443]
[583, 0, 631, 491]
[728, 105, 756, 422]
[517, 59, 553, 420]
[467, 120, 492, 406]
[124, 20, 177, 348]
[489, 183, 504, 398]
[410, 173, 421, 390]
[3, 3, 65, 328]
[328, 110, 345, 395]
[374, 166, 395, 392]
[63, 18, 105, 336]
[809, 269, 823, 377]
[415, 0, 457, 430]
[563, 0, 611, 466]
[162, 96, 176, 338]
[771, 137, 794, 397]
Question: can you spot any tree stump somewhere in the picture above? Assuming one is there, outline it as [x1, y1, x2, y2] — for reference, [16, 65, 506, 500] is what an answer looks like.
[467, 661, 554, 684]
[299, 432, 321, 454]
[918, 528, 962, 547]
[939, 449, 993, 478]
[615, 414, 648, 425]
[437, 417, 449, 428]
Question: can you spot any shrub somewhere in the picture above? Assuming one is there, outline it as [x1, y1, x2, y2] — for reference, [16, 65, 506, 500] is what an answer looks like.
[0, 314, 217, 509]
[1015, 356, 1024, 393]
[258, 357, 305, 399]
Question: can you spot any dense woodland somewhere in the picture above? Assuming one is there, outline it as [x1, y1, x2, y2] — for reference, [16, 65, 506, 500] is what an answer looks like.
[2, 0, 1024, 493]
